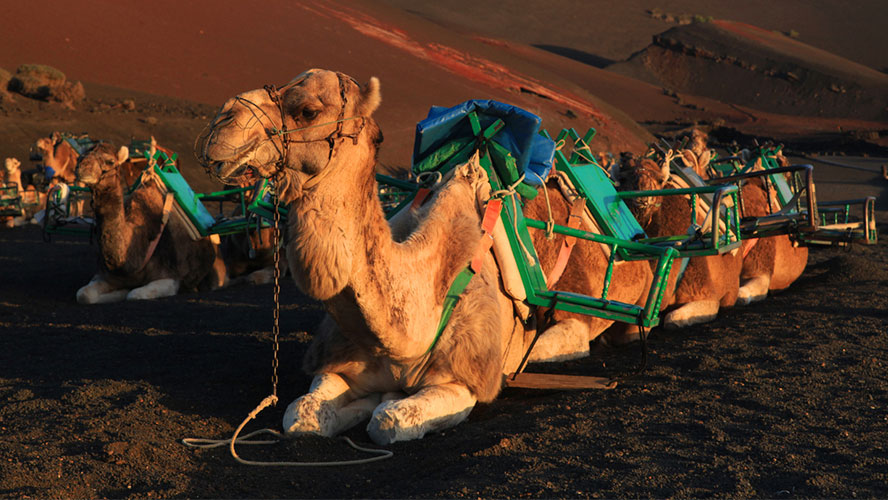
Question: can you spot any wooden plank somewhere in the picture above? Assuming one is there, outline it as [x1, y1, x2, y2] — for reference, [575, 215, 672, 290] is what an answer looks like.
[504, 372, 617, 390]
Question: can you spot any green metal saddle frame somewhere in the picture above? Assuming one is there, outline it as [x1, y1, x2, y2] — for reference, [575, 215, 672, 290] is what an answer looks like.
[147, 160, 286, 241]
[1, 183, 25, 217]
[377, 110, 678, 332]
[706, 145, 877, 246]
[550, 128, 743, 260]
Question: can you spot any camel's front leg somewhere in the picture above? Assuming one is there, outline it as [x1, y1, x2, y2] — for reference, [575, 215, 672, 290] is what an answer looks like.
[283, 373, 376, 438]
[366, 382, 476, 445]
[528, 317, 594, 362]
[737, 275, 770, 305]
[663, 300, 720, 329]
[76, 275, 129, 304]
[126, 278, 180, 300]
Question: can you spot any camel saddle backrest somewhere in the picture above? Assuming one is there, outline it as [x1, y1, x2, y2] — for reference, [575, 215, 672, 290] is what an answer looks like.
[413, 99, 555, 187]
[406, 102, 561, 304]
[151, 165, 217, 239]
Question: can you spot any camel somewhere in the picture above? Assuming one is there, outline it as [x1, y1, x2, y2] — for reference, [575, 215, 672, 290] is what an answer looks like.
[675, 131, 808, 304]
[197, 69, 653, 444]
[612, 152, 743, 330]
[75, 142, 226, 303]
[34, 133, 81, 184]
[2, 157, 45, 227]
[2, 158, 25, 227]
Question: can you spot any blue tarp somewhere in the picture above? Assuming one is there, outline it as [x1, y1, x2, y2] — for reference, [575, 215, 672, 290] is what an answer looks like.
[412, 100, 555, 186]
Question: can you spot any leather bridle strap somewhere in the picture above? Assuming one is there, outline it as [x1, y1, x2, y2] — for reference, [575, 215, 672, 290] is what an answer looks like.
[261, 73, 366, 187]
[138, 192, 175, 272]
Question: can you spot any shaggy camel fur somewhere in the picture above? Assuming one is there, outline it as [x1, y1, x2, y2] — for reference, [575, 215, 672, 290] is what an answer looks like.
[676, 131, 808, 304]
[75, 142, 225, 303]
[614, 153, 742, 330]
[198, 69, 653, 444]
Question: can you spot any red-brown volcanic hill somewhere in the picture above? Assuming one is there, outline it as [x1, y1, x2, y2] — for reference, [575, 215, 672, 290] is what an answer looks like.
[609, 20, 888, 121]
[378, 0, 888, 75]
[0, 0, 653, 168]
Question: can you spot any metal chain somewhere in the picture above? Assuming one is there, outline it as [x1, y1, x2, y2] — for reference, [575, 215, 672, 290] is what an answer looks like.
[271, 173, 282, 400]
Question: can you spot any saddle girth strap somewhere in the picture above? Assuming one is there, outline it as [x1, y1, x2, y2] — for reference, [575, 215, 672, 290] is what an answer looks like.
[138, 193, 175, 272]
[546, 197, 586, 286]
[427, 199, 503, 354]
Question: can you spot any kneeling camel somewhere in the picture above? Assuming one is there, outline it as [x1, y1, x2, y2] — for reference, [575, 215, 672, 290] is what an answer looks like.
[198, 69, 654, 444]
[75, 143, 225, 303]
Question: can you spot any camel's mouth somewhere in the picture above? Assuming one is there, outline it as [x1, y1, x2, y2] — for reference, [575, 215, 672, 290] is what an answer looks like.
[197, 125, 281, 184]
[211, 160, 264, 184]
[75, 164, 101, 186]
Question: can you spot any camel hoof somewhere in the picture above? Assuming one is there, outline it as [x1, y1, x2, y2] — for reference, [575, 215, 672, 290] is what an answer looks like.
[75, 286, 96, 304]
[283, 395, 336, 437]
[366, 400, 423, 445]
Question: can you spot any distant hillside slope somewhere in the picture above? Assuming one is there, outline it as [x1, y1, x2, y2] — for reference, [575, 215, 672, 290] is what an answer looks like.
[378, 0, 888, 74]
[608, 20, 888, 121]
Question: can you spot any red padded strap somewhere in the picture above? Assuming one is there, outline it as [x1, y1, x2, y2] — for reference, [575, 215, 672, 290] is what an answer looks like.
[139, 193, 175, 271]
[546, 198, 585, 285]
[410, 187, 432, 211]
[471, 199, 503, 273]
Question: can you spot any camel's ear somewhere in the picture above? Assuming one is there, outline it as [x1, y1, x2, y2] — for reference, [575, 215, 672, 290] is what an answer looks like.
[117, 146, 130, 165]
[356, 77, 381, 117]
[680, 149, 698, 170]
[608, 157, 621, 186]
[699, 149, 712, 170]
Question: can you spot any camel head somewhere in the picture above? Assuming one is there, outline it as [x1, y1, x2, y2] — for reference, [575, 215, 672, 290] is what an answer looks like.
[77, 143, 129, 187]
[34, 137, 54, 161]
[616, 152, 669, 223]
[197, 69, 382, 201]
[679, 129, 712, 178]
[4, 157, 21, 174]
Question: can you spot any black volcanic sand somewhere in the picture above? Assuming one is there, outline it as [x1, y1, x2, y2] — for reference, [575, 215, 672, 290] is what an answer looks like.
[1, 223, 886, 499]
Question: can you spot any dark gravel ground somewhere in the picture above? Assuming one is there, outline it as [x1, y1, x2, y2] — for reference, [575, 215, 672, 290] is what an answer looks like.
[1, 221, 886, 499]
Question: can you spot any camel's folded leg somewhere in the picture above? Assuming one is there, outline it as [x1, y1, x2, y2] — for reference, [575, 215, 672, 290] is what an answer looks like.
[126, 278, 179, 301]
[76, 275, 129, 304]
[283, 373, 371, 438]
[245, 267, 274, 285]
[737, 276, 770, 306]
[527, 317, 593, 362]
[366, 382, 476, 445]
[663, 300, 720, 329]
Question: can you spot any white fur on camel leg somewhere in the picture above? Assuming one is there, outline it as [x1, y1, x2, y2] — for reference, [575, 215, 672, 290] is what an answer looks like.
[366, 382, 476, 445]
[663, 300, 720, 329]
[76, 275, 128, 304]
[527, 317, 591, 362]
[737, 275, 770, 305]
[126, 278, 179, 301]
[284, 373, 371, 437]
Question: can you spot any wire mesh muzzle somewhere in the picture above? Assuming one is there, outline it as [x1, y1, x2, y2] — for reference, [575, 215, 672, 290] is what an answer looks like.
[193, 106, 282, 185]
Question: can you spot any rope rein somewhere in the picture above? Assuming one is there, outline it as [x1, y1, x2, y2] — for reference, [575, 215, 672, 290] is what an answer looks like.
[181, 180, 392, 465]
[184, 78, 393, 466]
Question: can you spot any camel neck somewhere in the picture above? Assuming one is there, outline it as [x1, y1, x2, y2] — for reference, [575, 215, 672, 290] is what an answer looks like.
[92, 173, 136, 273]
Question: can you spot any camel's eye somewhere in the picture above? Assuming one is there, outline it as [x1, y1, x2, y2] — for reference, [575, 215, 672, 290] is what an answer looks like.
[301, 107, 319, 120]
